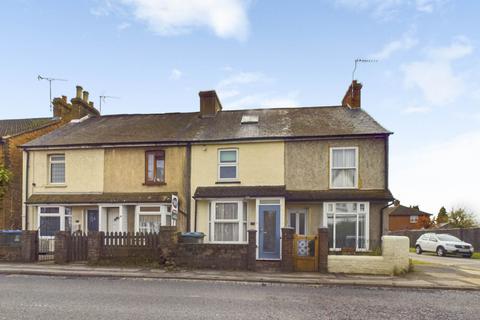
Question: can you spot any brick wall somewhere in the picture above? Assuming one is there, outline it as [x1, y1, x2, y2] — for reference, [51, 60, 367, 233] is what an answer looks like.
[175, 244, 249, 270]
[0, 122, 63, 230]
[0, 230, 37, 262]
[389, 214, 430, 231]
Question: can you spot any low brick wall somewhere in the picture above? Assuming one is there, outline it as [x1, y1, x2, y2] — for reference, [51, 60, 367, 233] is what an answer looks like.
[389, 228, 480, 252]
[328, 236, 410, 275]
[0, 245, 22, 261]
[174, 244, 248, 270]
[0, 231, 37, 262]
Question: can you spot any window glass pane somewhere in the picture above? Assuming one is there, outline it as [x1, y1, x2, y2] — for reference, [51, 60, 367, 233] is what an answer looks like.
[327, 203, 334, 213]
[65, 216, 72, 233]
[243, 202, 247, 222]
[220, 150, 236, 163]
[166, 215, 171, 226]
[332, 169, 355, 188]
[139, 206, 161, 212]
[335, 214, 357, 249]
[332, 149, 355, 168]
[50, 163, 65, 183]
[332, 149, 344, 168]
[40, 217, 60, 237]
[156, 158, 165, 182]
[147, 153, 154, 180]
[289, 213, 296, 230]
[359, 203, 365, 212]
[214, 223, 239, 241]
[139, 215, 161, 233]
[219, 166, 237, 179]
[299, 213, 306, 235]
[327, 214, 334, 248]
[65, 207, 72, 216]
[215, 203, 238, 220]
[40, 207, 60, 214]
[358, 214, 366, 249]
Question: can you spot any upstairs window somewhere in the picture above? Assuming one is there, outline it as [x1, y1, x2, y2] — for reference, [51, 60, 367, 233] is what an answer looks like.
[330, 147, 358, 189]
[49, 154, 65, 184]
[145, 150, 165, 184]
[218, 149, 238, 180]
[410, 215, 418, 224]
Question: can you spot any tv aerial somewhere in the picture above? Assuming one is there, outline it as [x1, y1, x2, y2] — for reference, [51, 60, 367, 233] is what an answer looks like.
[99, 95, 120, 113]
[351, 59, 377, 97]
[37, 75, 67, 111]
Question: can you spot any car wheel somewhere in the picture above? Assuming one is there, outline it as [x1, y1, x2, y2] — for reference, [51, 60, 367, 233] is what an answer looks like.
[436, 246, 445, 257]
[415, 245, 422, 254]
[463, 254, 472, 258]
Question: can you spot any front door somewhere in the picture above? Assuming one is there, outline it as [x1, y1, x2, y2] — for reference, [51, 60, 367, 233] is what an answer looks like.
[259, 205, 281, 259]
[106, 208, 120, 232]
[87, 209, 99, 232]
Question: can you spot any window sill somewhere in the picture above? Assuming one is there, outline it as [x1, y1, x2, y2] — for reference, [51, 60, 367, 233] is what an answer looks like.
[45, 184, 67, 188]
[215, 180, 241, 184]
[143, 182, 167, 186]
[329, 186, 359, 190]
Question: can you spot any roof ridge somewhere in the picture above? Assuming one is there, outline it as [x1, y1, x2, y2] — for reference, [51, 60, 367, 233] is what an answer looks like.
[0, 116, 55, 122]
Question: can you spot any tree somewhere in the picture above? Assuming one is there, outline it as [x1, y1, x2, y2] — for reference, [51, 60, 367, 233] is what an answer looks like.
[0, 165, 12, 199]
[436, 206, 448, 224]
[417, 215, 434, 229]
[448, 208, 478, 228]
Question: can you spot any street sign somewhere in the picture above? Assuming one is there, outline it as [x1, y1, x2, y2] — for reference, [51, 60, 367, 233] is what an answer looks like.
[171, 195, 178, 220]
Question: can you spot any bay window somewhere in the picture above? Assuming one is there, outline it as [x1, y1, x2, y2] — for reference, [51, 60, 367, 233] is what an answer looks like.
[330, 147, 358, 188]
[324, 202, 369, 250]
[135, 205, 172, 233]
[209, 201, 247, 243]
[38, 206, 71, 238]
[218, 149, 238, 180]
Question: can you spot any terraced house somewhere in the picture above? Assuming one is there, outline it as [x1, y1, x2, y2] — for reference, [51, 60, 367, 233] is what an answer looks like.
[22, 82, 394, 261]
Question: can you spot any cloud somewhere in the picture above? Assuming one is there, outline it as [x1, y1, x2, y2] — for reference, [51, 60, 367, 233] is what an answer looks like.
[117, 22, 131, 30]
[370, 34, 418, 60]
[169, 68, 183, 80]
[334, 0, 447, 20]
[116, 0, 250, 41]
[215, 69, 300, 109]
[403, 105, 430, 114]
[402, 37, 473, 106]
[391, 130, 480, 218]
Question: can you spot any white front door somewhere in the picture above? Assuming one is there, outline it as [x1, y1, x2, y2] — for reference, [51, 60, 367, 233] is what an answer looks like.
[106, 207, 120, 232]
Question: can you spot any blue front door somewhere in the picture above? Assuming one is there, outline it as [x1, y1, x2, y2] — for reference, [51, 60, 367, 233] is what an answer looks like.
[259, 205, 281, 259]
[87, 210, 99, 232]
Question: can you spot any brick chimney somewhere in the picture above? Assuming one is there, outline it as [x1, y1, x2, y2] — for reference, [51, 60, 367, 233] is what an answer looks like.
[199, 90, 222, 118]
[53, 85, 100, 121]
[342, 80, 362, 109]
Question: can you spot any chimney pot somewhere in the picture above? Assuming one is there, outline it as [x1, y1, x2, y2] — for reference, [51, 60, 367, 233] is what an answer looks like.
[88, 101, 94, 108]
[199, 90, 222, 118]
[342, 80, 362, 109]
[62, 95, 67, 103]
[393, 200, 400, 207]
[83, 91, 89, 103]
[76, 86, 83, 99]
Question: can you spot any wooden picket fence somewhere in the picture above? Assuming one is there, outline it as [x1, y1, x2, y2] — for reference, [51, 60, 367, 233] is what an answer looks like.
[103, 232, 160, 249]
[68, 233, 88, 262]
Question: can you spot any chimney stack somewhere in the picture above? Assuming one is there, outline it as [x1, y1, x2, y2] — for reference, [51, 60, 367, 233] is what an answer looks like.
[76, 86, 83, 99]
[83, 91, 89, 103]
[342, 80, 362, 109]
[199, 90, 222, 118]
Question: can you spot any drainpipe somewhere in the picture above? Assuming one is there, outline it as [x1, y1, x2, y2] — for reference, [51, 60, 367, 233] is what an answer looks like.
[380, 200, 395, 240]
[24, 150, 30, 230]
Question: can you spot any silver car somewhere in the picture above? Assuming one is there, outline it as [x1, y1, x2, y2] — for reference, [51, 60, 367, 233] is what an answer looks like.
[415, 233, 474, 258]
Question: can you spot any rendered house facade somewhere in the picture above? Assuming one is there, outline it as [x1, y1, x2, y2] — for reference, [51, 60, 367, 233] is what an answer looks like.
[22, 81, 394, 259]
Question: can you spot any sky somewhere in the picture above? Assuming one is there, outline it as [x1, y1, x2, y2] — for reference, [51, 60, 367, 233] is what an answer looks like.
[1, 0, 479, 218]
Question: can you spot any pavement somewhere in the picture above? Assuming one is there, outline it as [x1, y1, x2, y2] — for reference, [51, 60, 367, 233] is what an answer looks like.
[1, 274, 479, 320]
[0, 259, 479, 291]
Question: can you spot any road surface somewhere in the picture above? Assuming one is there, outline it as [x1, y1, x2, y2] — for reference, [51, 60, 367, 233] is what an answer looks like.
[0, 274, 478, 320]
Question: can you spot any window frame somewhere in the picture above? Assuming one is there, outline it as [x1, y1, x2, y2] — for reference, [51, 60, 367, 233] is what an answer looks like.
[38, 206, 66, 239]
[48, 154, 66, 185]
[323, 202, 369, 251]
[288, 209, 308, 235]
[144, 150, 166, 185]
[410, 215, 418, 224]
[134, 204, 172, 232]
[217, 148, 239, 181]
[329, 147, 359, 189]
[209, 200, 247, 244]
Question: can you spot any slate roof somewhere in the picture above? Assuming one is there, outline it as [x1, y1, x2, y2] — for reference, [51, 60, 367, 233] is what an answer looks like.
[194, 186, 394, 201]
[23, 106, 391, 148]
[385, 205, 432, 216]
[26, 193, 174, 204]
[0, 117, 59, 138]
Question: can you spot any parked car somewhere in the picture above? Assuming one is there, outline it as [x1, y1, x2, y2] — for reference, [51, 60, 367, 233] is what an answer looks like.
[415, 233, 474, 258]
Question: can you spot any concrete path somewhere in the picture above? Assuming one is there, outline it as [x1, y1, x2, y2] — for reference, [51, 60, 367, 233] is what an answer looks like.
[0, 261, 478, 290]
